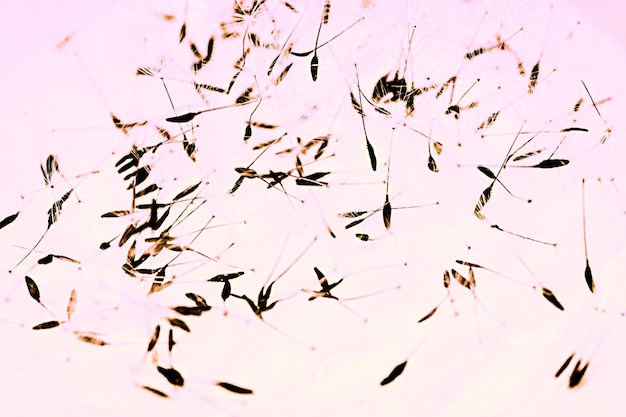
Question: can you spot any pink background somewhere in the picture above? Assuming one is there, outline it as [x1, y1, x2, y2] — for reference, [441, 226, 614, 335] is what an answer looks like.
[1, 1, 625, 416]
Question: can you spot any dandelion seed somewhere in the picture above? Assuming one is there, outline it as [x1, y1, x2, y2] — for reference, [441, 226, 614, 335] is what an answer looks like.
[366, 139, 377, 171]
[273, 62, 293, 85]
[568, 361, 589, 388]
[356, 65, 377, 171]
[560, 127, 588, 133]
[186, 292, 209, 308]
[166, 112, 200, 123]
[295, 172, 330, 187]
[25, 276, 41, 303]
[0, 212, 19, 230]
[76, 334, 109, 346]
[380, 360, 407, 386]
[322, 0, 331, 25]
[172, 181, 202, 201]
[451, 269, 471, 289]
[47, 190, 73, 229]
[573, 98, 583, 112]
[157, 366, 184, 387]
[40, 154, 59, 186]
[32, 320, 61, 330]
[101, 210, 131, 218]
[67, 289, 77, 319]
[37, 254, 54, 265]
[512, 149, 544, 162]
[168, 318, 190, 332]
[310, 54, 319, 81]
[417, 307, 438, 323]
[478, 111, 500, 130]
[111, 114, 147, 133]
[142, 386, 168, 398]
[474, 185, 492, 220]
[345, 218, 366, 229]
[168, 328, 175, 352]
[531, 159, 569, 169]
[465, 47, 485, 60]
[541, 287, 565, 311]
[216, 382, 253, 395]
[337, 211, 367, 218]
[382, 195, 391, 230]
[555, 353, 575, 378]
[306, 267, 342, 301]
[582, 179, 595, 293]
[147, 325, 161, 352]
[171, 305, 211, 316]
